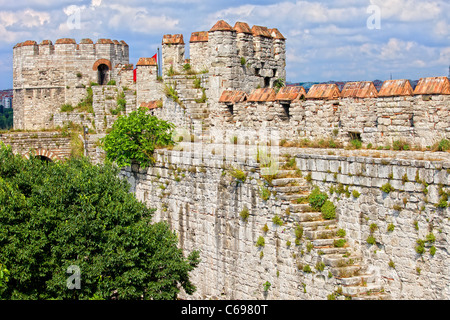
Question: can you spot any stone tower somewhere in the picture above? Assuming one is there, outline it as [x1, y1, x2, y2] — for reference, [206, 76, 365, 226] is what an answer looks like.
[13, 38, 129, 130]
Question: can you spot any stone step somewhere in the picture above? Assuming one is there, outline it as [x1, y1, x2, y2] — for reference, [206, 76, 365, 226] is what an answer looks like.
[336, 274, 378, 286]
[300, 219, 337, 230]
[279, 193, 305, 201]
[352, 292, 391, 300]
[341, 283, 384, 297]
[271, 185, 310, 194]
[294, 211, 323, 222]
[271, 177, 307, 187]
[321, 254, 361, 268]
[305, 229, 337, 240]
[288, 203, 313, 213]
[275, 170, 302, 178]
[330, 265, 362, 278]
[315, 247, 349, 255]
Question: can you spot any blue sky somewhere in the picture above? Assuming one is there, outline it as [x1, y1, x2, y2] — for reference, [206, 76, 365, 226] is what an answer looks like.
[0, 0, 449, 89]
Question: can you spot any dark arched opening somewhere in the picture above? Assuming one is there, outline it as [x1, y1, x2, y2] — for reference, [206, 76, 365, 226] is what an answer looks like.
[98, 64, 109, 85]
[264, 77, 271, 88]
[35, 155, 53, 163]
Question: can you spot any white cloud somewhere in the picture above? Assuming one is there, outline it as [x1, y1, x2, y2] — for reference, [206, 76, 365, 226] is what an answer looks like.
[370, 0, 442, 22]
[107, 4, 179, 33]
[0, 9, 50, 29]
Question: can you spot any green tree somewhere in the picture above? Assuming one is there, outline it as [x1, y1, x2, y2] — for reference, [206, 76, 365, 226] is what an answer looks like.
[100, 108, 175, 168]
[0, 143, 199, 300]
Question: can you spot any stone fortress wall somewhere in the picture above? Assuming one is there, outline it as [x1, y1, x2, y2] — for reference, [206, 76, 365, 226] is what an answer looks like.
[10, 19, 450, 300]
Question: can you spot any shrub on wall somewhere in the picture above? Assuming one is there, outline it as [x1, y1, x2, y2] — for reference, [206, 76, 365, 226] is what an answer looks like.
[308, 187, 328, 210]
[100, 108, 175, 168]
[321, 200, 336, 220]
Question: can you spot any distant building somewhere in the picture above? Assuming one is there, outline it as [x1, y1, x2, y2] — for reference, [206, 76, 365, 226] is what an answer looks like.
[2, 97, 12, 109]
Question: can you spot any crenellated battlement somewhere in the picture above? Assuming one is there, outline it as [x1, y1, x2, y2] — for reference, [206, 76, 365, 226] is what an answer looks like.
[162, 20, 286, 95]
[13, 38, 129, 58]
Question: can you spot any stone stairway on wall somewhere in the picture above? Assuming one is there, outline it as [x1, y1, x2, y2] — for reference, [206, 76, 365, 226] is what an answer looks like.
[165, 75, 211, 139]
[263, 157, 390, 300]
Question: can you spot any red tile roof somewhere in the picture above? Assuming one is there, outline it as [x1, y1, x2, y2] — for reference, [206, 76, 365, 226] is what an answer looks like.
[80, 38, 93, 44]
[136, 57, 157, 66]
[378, 79, 413, 97]
[190, 31, 209, 43]
[210, 20, 234, 32]
[251, 25, 271, 38]
[340, 81, 378, 98]
[39, 40, 52, 45]
[275, 86, 306, 101]
[269, 28, 285, 40]
[306, 84, 341, 100]
[248, 88, 277, 102]
[55, 38, 76, 45]
[96, 38, 114, 44]
[219, 90, 248, 104]
[413, 77, 450, 95]
[120, 40, 128, 46]
[140, 101, 162, 110]
[234, 22, 252, 34]
[162, 34, 184, 45]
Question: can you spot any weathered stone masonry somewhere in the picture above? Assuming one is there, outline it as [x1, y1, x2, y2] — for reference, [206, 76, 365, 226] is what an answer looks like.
[120, 145, 450, 300]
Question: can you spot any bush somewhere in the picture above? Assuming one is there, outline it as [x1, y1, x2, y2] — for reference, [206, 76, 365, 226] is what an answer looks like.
[100, 108, 175, 168]
[320, 200, 336, 220]
[107, 79, 116, 85]
[0, 145, 199, 299]
[308, 187, 328, 210]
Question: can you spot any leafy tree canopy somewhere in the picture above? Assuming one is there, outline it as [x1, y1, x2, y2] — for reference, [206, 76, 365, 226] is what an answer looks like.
[100, 108, 175, 168]
[0, 143, 199, 300]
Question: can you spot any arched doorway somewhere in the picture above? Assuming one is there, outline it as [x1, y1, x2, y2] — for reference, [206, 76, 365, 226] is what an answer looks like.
[92, 59, 112, 85]
[97, 64, 109, 85]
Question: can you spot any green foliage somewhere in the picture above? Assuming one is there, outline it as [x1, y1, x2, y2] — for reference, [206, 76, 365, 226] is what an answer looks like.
[229, 167, 246, 183]
[272, 215, 283, 226]
[333, 239, 346, 248]
[100, 108, 175, 168]
[350, 139, 362, 149]
[259, 185, 270, 201]
[320, 200, 336, 220]
[61, 104, 74, 112]
[107, 80, 116, 85]
[240, 57, 246, 66]
[308, 187, 328, 210]
[336, 229, 346, 237]
[352, 190, 361, 198]
[387, 223, 395, 232]
[0, 144, 199, 299]
[367, 235, 376, 245]
[430, 246, 436, 256]
[315, 262, 325, 272]
[263, 281, 271, 292]
[273, 78, 285, 93]
[239, 207, 250, 222]
[437, 139, 450, 151]
[302, 265, 312, 273]
[0, 107, 13, 130]
[380, 182, 394, 193]
[193, 77, 201, 89]
[256, 236, 265, 248]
